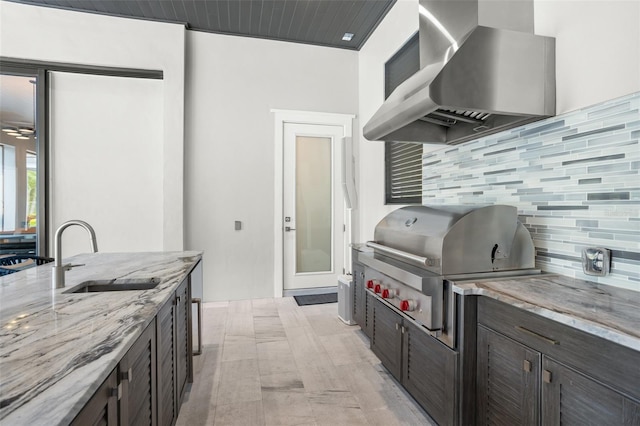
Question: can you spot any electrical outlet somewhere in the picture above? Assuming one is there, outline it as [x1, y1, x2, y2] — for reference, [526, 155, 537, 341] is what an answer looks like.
[582, 247, 611, 276]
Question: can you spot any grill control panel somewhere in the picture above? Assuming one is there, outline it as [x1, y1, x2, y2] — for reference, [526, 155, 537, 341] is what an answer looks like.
[364, 267, 435, 331]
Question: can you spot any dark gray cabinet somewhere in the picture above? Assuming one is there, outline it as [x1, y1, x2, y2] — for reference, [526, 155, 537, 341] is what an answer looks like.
[157, 295, 177, 425]
[352, 263, 365, 330]
[119, 319, 157, 426]
[477, 297, 640, 426]
[71, 369, 118, 426]
[542, 357, 640, 425]
[157, 276, 191, 426]
[364, 291, 374, 339]
[403, 320, 457, 426]
[371, 297, 457, 426]
[477, 325, 540, 425]
[175, 277, 191, 406]
[371, 298, 403, 380]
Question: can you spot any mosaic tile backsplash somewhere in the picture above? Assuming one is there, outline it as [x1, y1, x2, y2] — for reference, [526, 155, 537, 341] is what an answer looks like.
[422, 92, 640, 291]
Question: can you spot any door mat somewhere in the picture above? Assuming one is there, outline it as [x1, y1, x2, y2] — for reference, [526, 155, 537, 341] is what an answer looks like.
[294, 293, 338, 306]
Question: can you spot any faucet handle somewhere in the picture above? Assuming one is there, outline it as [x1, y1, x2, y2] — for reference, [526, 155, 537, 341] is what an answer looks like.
[65, 263, 85, 271]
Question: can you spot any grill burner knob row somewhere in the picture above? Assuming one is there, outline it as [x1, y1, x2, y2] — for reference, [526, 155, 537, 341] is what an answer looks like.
[400, 299, 417, 312]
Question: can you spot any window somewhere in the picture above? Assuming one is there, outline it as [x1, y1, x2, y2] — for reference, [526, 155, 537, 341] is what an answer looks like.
[0, 70, 41, 254]
[1, 59, 162, 257]
[385, 141, 423, 204]
[384, 33, 423, 205]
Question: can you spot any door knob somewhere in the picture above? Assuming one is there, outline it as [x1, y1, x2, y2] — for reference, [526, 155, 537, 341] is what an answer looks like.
[285, 226, 296, 232]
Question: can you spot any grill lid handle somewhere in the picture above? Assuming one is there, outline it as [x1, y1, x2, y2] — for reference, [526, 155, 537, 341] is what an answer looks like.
[366, 241, 439, 268]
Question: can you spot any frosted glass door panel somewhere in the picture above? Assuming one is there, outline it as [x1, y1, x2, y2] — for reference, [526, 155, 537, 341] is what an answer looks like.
[295, 136, 332, 273]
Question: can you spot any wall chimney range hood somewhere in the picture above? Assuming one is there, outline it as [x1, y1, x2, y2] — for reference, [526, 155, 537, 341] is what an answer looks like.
[363, 0, 556, 145]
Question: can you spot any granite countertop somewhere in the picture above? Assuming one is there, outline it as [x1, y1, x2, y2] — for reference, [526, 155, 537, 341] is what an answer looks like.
[452, 274, 640, 352]
[0, 251, 202, 425]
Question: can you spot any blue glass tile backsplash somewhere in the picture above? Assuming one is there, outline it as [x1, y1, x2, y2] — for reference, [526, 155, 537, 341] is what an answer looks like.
[422, 92, 640, 290]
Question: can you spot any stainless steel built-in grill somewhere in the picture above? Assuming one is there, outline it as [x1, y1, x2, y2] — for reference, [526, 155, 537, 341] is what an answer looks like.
[356, 204, 538, 348]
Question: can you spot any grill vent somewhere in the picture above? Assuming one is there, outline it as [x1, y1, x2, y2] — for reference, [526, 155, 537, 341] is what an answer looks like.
[421, 108, 492, 128]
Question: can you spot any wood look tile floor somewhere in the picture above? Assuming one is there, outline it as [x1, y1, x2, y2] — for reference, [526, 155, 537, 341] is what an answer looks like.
[176, 297, 436, 426]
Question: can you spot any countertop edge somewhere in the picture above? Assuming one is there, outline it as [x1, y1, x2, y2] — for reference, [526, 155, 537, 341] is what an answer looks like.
[453, 282, 640, 352]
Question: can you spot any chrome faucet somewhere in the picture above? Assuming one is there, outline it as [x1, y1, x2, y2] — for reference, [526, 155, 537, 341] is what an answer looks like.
[52, 220, 98, 289]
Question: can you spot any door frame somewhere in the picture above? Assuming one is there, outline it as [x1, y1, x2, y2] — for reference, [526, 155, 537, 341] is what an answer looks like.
[272, 109, 355, 298]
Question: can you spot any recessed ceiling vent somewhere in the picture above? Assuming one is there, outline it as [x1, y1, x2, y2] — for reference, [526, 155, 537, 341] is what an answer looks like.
[363, 0, 556, 145]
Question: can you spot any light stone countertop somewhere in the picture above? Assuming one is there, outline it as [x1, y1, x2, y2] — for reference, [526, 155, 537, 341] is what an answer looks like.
[452, 274, 640, 352]
[0, 251, 202, 425]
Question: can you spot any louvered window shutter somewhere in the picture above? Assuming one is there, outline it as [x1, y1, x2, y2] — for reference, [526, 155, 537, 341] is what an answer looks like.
[384, 32, 422, 204]
[385, 142, 423, 204]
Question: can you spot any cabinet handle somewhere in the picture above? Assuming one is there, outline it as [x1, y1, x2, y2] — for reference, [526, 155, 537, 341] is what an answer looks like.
[120, 368, 132, 382]
[543, 370, 552, 383]
[192, 297, 202, 356]
[515, 326, 559, 345]
[523, 360, 532, 372]
[401, 326, 406, 334]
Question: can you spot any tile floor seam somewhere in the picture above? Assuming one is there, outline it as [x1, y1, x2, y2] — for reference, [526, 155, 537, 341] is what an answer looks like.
[178, 297, 435, 426]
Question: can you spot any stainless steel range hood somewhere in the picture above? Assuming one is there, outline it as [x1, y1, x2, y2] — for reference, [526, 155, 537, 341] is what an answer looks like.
[363, 0, 556, 145]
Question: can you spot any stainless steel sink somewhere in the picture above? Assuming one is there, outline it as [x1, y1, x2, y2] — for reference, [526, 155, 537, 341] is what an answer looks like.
[65, 277, 161, 293]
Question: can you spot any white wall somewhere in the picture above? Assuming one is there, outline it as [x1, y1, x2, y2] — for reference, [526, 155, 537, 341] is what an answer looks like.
[534, 0, 640, 114]
[356, 0, 420, 244]
[356, 0, 640, 244]
[0, 2, 186, 251]
[184, 32, 358, 302]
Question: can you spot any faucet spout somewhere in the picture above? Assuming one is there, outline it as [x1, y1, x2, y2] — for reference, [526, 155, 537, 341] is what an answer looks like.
[52, 220, 98, 288]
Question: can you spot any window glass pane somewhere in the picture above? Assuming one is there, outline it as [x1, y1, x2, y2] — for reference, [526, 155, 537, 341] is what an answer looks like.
[26, 151, 37, 229]
[0, 73, 38, 254]
[295, 135, 332, 273]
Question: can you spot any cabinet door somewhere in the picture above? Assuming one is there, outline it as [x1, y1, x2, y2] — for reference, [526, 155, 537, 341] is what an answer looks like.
[542, 357, 640, 425]
[352, 264, 365, 328]
[175, 277, 190, 405]
[477, 325, 540, 426]
[371, 299, 403, 380]
[120, 320, 157, 426]
[403, 321, 458, 426]
[71, 369, 118, 426]
[156, 297, 176, 426]
[364, 291, 374, 339]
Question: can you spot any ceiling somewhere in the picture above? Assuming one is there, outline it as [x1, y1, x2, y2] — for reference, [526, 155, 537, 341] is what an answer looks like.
[8, 0, 397, 50]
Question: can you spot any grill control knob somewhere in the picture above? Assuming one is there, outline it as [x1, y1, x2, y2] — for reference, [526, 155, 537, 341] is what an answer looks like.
[400, 299, 416, 312]
[366, 280, 374, 289]
[381, 288, 394, 299]
[374, 283, 382, 294]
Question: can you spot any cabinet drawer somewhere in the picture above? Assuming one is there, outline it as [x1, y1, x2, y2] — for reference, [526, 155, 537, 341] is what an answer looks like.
[478, 297, 640, 401]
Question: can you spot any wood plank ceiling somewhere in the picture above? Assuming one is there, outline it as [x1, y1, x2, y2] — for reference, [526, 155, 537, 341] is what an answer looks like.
[9, 0, 397, 50]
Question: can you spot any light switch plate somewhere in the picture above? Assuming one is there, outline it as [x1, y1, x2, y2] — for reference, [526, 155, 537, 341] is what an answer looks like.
[582, 247, 611, 276]
[234, 221, 242, 231]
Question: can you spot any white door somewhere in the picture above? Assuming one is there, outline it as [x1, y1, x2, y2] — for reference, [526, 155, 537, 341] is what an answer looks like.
[283, 123, 344, 291]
